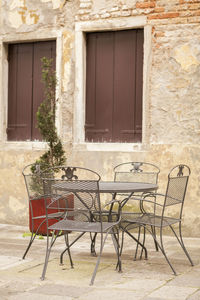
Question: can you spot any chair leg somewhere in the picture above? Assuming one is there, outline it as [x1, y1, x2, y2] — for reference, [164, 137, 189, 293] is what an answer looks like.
[90, 233, 97, 256]
[112, 231, 122, 272]
[22, 232, 36, 259]
[123, 226, 148, 260]
[134, 225, 141, 260]
[170, 224, 194, 266]
[90, 231, 110, 286]
[22, 218, 47, 259]
[60, 232, 85, 265]
[41, 231, 57, 280]
[151, 225, 159, 252]
[119, 230, 125, 257]
[64, 233, 74, 268]
[147, 226, 177, 276]
[139, 226, 146, 260]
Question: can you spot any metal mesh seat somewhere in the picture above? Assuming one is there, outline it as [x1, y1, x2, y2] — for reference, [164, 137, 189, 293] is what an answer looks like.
[22, 164, 65, 259]
[114, 162, 160, 259]
[41, 166, 122, 286]
[121, 164, 194, 275]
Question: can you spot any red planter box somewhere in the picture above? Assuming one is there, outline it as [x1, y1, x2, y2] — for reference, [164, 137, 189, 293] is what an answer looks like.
[29, 194, 74, 235]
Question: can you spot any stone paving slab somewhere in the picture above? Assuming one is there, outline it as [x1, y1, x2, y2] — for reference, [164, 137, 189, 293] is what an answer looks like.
[0, 255, 32, 270]
[0, 224, 200, 299]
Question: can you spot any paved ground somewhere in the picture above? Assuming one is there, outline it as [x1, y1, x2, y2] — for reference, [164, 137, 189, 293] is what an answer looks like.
[0, 223, 200, 300]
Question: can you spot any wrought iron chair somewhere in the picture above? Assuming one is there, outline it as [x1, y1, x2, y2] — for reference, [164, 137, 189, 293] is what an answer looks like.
[22, 164, 66, 259]
[90, 162, 160, 259]
[122, 164, 194, 274]
[114, 162, 160, 260]
[41, 166, 122, 285]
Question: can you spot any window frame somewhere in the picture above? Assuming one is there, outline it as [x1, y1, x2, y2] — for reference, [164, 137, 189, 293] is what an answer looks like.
[74, 17, 152, 152]
[0, 33, 62, 150]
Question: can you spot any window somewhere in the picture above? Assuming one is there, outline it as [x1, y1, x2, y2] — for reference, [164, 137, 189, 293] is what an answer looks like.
[7, 40, 56, 141]
[85, 29, 143, 143]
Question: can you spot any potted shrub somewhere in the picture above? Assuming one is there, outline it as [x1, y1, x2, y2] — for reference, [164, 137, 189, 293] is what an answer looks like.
[28, 57, 73, 235]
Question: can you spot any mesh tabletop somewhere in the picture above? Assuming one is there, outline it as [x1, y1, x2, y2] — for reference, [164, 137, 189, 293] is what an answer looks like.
[52, 181, 158, 193]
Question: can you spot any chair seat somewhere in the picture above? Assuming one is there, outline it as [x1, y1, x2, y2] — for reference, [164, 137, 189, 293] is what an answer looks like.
[122, 213, 180, 228]
[48, 219, 117, 233]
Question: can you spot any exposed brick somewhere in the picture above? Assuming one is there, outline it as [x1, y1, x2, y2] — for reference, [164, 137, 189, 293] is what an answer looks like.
[176, 4, 189, 10]
[109, 6, 119, 12]
[110, 11, 122, 17]
[131, 9, 138, 15]
[79, 2, 91, 8]
[193, 9, 200, 14]
[121, 10, 131, 16]
[136, 2, 155, 9]
[155, 32, 165, 37]
[188, 3, 200, 9]
[180, 10, 193, 16]
[185, 0, 200, 3]
[154, 7, 165, 13]
[155, 43, 161, 49]
[148, 12, 180, 19]
[101, 12, 111, 18]
[78, 9, 91, 15]
[187, 15, 200, 22]
[122, 5, 129, 10]
[80, 15, 90, 20]
[90, 13, 100, 20]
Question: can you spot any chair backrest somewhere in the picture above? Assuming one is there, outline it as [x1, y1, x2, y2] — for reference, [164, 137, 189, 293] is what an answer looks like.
[42, 166, 101, 223]
[165, 164, 191, 207]
[114, 162, 160, 185]
[22, 163, 48, 200]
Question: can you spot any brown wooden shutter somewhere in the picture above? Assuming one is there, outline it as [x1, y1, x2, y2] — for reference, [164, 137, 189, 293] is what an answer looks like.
[7, 41, 56, 141]
[32, 41, 56, 140]
[85, 32, 114, 142]
[7, 43, 33, 141]
[85, 29, 143, 143]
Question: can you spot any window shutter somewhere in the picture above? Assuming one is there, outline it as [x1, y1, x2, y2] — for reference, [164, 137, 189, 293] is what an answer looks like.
[7, 41, 56, 141]
[134, 29, 143, 142]
[85, 29, 143, 143]
[7, 44, 33, 141]
[85, 32, 114, 142]
[113, 30, 137, 142]
[32, 41, 56, 140]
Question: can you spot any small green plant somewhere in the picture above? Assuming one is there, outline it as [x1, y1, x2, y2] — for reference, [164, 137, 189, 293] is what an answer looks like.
[22, 232, 44, 239]
[30, 57, 66, 194]
[32, 57, 66, 172]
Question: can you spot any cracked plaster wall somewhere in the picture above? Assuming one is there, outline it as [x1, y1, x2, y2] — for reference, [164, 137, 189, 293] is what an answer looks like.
[0, 0, 200, 237]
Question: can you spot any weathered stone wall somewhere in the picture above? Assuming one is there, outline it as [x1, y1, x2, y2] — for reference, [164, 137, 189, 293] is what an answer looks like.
[0, 0, 200, 237]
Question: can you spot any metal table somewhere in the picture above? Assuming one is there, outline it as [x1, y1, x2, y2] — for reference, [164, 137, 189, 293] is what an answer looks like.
[99, 181, 157, 193]
[52, 180, 158, 208]
[53, 180, 157, 193]
[51, 180, 158, 259]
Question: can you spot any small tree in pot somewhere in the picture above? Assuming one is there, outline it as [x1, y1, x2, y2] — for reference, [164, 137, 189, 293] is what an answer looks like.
[33, 57, 66, 171]
[29, 57, 67, 235]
